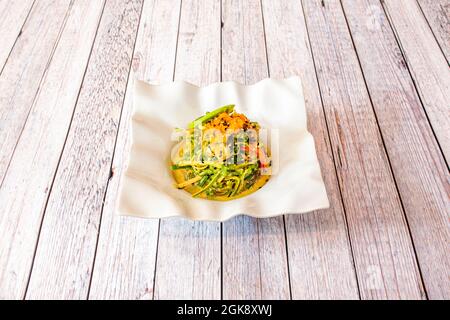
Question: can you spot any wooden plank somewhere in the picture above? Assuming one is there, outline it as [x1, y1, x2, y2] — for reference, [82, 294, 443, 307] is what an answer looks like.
[0, 0, 35, 71]
[261, 0, 359, 299]
[221, 0, 290, 300]
[0, 0, 72, 185]
[383, 0, 450, 164]
[25, 0, 143, 299]
[301, 0, 425, 299]
[417, 0, 450, 62]
[0, 0, 105, 299]
[222, 217, 290, 299]
[153, 0, 222, 300]
[88, 0, 181, 300]
[342, 0, 450, 300]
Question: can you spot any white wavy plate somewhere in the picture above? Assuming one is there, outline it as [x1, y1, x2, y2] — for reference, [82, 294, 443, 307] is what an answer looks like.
[117, 77, 329, 221]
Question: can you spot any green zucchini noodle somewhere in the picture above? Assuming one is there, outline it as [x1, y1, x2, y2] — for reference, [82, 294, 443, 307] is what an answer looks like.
[171, 105, 271, 199]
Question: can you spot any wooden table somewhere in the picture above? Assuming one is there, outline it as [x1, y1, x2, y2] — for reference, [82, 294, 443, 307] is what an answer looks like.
[0, 0, 448, 300]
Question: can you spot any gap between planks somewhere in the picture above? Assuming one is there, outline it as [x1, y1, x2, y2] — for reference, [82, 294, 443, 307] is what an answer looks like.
[0, 0, 74, 188]
[24, 0, 144, 299]
[382, 0, 450, 165]
[300, 0, 426, 299]
[0, 0, 104, 299]
[24, 0, 108, 299]
[415, 0, 450, 63]
[0, 0, 35, 76]
[338, 0, 430, 298]
[221, 0, 291, 300]
[88, 0, 181, 300]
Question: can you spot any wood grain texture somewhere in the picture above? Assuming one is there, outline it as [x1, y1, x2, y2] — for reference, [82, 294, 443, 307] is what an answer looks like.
[0, 0, 72, 185]
[417, 0, 450, 62]
[153, 0, 221, 300]
[0, 0, 105, 300]
[222, 214, 290, 300]
[383, 0, 450, 164]
[0, 0, 446, 300]
[88, 0, 181, 300]
[301, 0, 425, 299]
[342, 0, 450, 300]
[221, 0, 290, 300]
[0, 0, 34, 71]
[261, 0, 359, 299]
[25, 0, 143, 299]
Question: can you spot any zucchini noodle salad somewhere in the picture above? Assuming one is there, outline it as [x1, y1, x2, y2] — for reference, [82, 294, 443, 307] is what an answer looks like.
[171, 105, 271, 201]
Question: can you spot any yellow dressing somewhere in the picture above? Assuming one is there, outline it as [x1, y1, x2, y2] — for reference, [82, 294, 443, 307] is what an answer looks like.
[172, 166, 270, 201]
